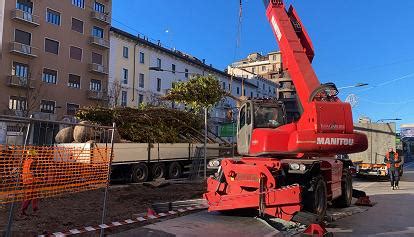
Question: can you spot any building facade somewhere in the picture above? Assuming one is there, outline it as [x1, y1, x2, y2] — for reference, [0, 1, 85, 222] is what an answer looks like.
[228, 52, 299, 120]
[109, 27, 278, 135]
[0, 0, 112, 121]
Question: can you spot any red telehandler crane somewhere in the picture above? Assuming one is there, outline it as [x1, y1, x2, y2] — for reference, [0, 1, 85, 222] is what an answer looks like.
[204, 0, 369, 222]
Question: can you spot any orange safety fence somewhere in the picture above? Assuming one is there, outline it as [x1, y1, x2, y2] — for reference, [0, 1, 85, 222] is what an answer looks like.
[0, 144, 111, 204]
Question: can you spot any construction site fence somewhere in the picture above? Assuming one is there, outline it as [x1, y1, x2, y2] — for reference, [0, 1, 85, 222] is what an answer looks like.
[0, 115, 115, 204]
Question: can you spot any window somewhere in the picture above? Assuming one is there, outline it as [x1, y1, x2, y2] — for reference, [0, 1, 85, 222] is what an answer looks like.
[139, 74, 144, 88]
[121, 91, 127, 106]
[122, 68, 128, 84]
[9, 96, 26, 111]
[138, 94, 144, 104]
[172, 64, 176, 73]
[71, 18, 84, 33]
[92, 52, 103, 65]
[252, 67, 255, 74]
[243, 89, 246, 96]
[70, 46, 82, 61]
[157, 78, 161, 92]
[123, 46, 129, 58]
[45, 38, 59, 54]
[222, 81, 226, 89]
[94, 1, 105, 13]
[68, 74, 80, 88]
[16, 0, 33, 13]
[92, 26, 104, 38]
[40, 100, 56, 114]
[46, 9, 60, 25]
[42, 68, 57, 84]
[156, 58, 161, 69]
[250, 92, 253, 98]
[262, 66, 266, 71]
[90, 79, 102, 91]
[263, 84, 265, 90]
[12, 62, 29, 78]
[72, 0, 85, 8]
[185, 69, 188, 78]
[139, 52, 145, 64]
[15, 29, 31, 45]
[66, 103, 79, 116]
[237, 87, 240, 95]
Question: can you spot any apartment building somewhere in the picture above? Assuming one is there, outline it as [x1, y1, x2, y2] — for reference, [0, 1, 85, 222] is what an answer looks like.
[228, 52, 299, 120]
[0, 0, 112, 121]
[109, 27, 277, 135]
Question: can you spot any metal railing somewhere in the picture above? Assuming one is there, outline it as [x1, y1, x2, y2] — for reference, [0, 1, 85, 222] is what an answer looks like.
[11, 9, 39, 26]
[90, 11, 110, 25]
[89, 36, 110, 49]
[87, 90, 109, 101]
[7, 75, 34, 88]
[10, 42, 38, 57]
[89, 63, 108, 75]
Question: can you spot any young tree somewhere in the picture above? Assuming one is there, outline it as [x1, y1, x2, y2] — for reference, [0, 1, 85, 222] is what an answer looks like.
[162, 75, 227, 112]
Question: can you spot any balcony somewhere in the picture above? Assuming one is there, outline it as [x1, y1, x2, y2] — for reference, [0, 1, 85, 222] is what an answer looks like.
[87, 90, 108, 101]
[11, 9, 39, 26]
[89, 63, 108, 75]
[91, 11, 110, 25]
[10, 42, 38, 58]
[278, 85, 295, 92]
[7, 75, 34, 89]
[89, 36, 110, 49]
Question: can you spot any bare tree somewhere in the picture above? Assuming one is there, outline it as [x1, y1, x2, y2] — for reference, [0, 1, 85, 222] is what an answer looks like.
[108, 80, 122, 108]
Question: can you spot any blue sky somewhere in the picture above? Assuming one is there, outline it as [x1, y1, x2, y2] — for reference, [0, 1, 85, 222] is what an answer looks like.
[112, 0, 414, 128]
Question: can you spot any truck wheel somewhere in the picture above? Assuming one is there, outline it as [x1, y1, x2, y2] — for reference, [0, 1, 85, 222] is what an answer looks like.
[333, 169, 353, 208]
[152, 163, 166, 180]
[304, 176, 327, 221]
[168, 162, 182, 179]
[131, 163, 149, 183]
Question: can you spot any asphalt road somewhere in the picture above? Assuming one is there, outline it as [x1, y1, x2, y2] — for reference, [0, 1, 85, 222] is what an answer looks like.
[328, 162, 414, 237]
[110, 162, 414, 237]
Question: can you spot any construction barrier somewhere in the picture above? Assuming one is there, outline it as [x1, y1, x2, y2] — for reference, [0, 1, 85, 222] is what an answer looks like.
[0, 144, 110, 204]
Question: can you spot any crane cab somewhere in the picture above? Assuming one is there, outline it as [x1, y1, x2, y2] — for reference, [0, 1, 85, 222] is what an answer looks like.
[237, 99, 287, 155]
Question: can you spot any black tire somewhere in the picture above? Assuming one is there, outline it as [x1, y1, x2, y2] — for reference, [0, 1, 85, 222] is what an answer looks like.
[304, 176, 327, 221]
[151, 163, 166, 180]
[333, 169, 353, 208]
[168, 162, 182, 179]
[131, 163, 149, 183]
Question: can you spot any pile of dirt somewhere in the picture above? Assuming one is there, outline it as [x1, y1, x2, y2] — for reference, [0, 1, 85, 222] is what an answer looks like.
[0, 182, 206, 235]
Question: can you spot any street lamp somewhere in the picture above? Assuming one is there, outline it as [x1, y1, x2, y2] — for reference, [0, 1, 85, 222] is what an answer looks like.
[376, 118, 402, 123]
[337, 83, 369, 90]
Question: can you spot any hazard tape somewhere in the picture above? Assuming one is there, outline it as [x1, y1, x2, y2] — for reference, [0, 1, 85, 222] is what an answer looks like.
[38, 204, 209, 237]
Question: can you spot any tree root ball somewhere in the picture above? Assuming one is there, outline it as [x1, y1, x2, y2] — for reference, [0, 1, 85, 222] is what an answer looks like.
[73, 121, 94, 143]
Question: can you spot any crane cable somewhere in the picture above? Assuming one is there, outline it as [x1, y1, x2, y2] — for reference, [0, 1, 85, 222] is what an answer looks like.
[230, 0, 244, 94]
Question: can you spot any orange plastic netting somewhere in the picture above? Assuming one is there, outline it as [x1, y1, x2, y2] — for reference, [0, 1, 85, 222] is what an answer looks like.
[0, 144, 111, 204]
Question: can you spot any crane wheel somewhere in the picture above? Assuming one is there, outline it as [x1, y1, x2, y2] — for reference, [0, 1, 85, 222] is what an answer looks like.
[304, 175, 327, 221]
[151, 163, 166, 180]
[333, 169, 353, 208]
[168, 162, 183, 179]
[131, 163, 149, 183]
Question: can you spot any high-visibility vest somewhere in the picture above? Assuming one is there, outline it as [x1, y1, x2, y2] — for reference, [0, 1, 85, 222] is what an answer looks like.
[22, 158, 35, 185]
[385, 152, 400, 168]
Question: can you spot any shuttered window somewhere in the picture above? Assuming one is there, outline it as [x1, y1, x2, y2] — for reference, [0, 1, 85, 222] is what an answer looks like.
[15, 29, 31, 45]
[68, 74, 80, 88]
[92, 52, 103, 65]
[45, 38, 59, 54]
[70, 46, 82, 61]
[71, 18, 84, 33]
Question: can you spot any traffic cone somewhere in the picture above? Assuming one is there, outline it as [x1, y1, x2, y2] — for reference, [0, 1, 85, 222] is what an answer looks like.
[147, 208, 157, 217]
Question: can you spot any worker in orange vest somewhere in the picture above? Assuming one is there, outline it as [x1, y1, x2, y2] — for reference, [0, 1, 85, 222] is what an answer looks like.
[21, 149, 40, 215]
[384, 147, 401, 190]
